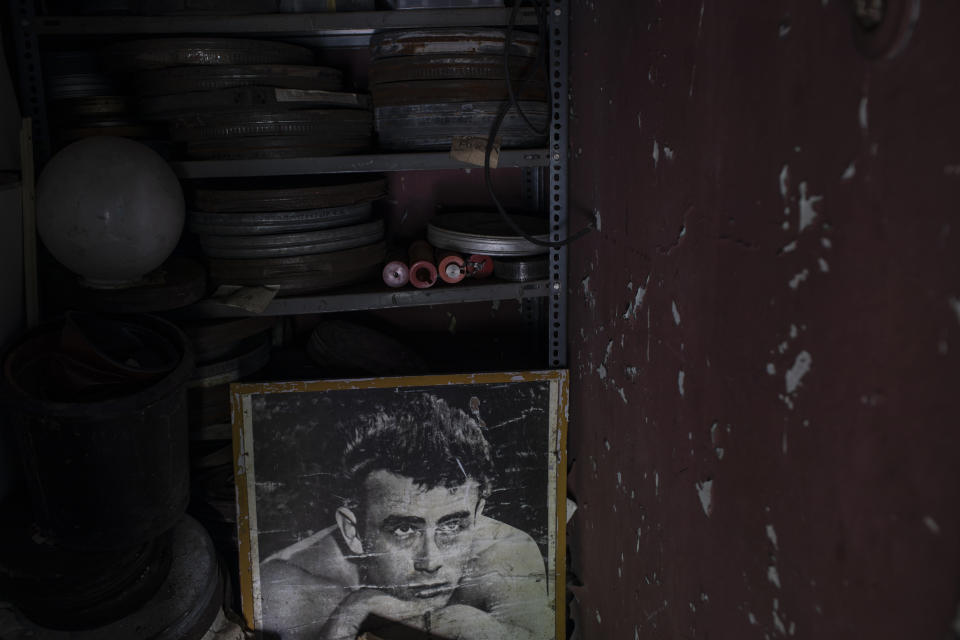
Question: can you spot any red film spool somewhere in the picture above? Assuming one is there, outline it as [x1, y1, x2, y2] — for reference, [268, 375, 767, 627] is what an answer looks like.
[466, 254, 494, 278]
[409, 260, 437, 288]
[408, 239, 438, 288]
[437, 254, 465, 284]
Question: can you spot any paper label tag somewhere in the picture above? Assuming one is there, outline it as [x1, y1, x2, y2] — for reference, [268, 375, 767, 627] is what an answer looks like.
[450, 135, 501, 168]
[274, 88, 367, 108]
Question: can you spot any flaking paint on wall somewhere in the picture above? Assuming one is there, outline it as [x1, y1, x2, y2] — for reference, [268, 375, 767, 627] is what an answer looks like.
[788, 269, 810, 289]
[622, 275, 651, 320]
[785, 351, 812, 395]
[798, 181, 822, 232]
[567, 1, 960, 638]
[948, 296, 960, 325]
[766, 524, 778, 549]
[696, 480, 714, 517]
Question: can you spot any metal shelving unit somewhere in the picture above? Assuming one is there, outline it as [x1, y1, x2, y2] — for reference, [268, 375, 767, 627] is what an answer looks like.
[11, 2, 569, 368]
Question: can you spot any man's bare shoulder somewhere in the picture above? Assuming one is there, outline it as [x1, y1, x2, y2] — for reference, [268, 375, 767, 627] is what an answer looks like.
[264, 525, 358, 586]
[471, 515, 547, 577]
[259, 527, 358, 638]
[452, 514, 551, 634]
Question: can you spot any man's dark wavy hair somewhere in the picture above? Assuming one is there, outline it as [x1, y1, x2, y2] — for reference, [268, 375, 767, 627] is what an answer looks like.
[338, 393, 495, 510]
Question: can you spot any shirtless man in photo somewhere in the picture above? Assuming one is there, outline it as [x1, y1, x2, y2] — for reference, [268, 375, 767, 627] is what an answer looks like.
[259, 393, 553, 640]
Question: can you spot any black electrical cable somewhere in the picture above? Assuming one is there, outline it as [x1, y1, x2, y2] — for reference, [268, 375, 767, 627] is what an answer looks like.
[502, 0, 547, 136]
[484, 0, 593, 249]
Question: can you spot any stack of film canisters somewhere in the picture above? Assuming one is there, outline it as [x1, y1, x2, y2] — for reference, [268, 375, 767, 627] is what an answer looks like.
[100, 37, 373, 159]
[368, 28, 548, 150]
[44, 0, 374, 14]
[187, 175, 388, 296]
[43, 50, 163, 151]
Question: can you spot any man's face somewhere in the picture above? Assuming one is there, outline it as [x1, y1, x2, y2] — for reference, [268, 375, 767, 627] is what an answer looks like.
[357, 470, 482, 606]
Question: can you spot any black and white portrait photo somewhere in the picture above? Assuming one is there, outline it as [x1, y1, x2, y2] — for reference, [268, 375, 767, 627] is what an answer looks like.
[231, 371, 567, 640]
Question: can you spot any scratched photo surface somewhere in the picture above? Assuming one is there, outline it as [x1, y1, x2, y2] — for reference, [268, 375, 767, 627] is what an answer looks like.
[244, 380, 556, 639]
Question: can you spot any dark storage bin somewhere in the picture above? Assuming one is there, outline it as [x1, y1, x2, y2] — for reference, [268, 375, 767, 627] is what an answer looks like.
[2, 313, 194, 551]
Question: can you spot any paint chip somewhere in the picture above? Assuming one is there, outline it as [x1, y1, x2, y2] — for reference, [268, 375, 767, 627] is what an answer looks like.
[653, 140, 660, 168]
[672, 300, 681, 325]
[785, 351, 813, 394]
[924, 516, 941, 535]
[637, 112, 642, 131]
[663, 146, 675, 160]
[594, 208, 602, 231]
[748, 612, 758, 625]
[818, 257, 830, 273]
[798, 181, 823, 232]
[766, 363, 776, 375]
[842, 162, 856, 180]
[788, 269, 810, 289]
[773, 609, 787, 634]
[781, 241, 797, 253]
[779, 164, 790, 199]
[696, 479, 713, 517]
[596, 609, 602, 624]
[597, 340, 613, 380]
[622, 274, 650, 319]
[678, 370, 685, 396]
[821, 237, 832, 249]
[768, 565, 782, 589]
[948, 297, 960, 325]
[581, 276, 596, 310]
[766, 524, 778, 549]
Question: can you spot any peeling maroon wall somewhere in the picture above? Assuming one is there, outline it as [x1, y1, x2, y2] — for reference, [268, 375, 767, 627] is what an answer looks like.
[566, 1, 960, 638]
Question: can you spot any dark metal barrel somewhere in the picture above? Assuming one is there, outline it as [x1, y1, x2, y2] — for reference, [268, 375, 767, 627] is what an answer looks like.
[1, 313, 194, 551]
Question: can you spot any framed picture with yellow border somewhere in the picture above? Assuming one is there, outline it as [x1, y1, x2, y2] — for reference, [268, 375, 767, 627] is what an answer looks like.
[231, 370, 568, 640]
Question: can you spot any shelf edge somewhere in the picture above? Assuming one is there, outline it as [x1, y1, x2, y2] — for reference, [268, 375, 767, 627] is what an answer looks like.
[169, 149, 549, 178]
[32, 8, 539, 36]
[188, 279, 552, 317]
